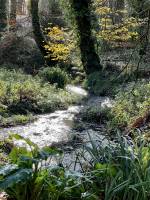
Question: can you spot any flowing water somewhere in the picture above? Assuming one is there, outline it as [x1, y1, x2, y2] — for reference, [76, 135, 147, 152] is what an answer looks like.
[0, 85, 112, 168]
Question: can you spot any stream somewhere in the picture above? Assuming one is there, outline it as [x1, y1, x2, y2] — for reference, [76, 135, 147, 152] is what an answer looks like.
[0, 85, 112, 168]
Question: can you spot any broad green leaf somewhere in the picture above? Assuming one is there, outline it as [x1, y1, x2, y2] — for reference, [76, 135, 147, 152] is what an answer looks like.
[0, 168, 33, 190]
[0, 164, 18, 176]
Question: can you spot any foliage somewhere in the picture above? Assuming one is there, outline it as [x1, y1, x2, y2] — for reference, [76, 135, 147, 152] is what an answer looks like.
[126, 0, 149, 17]
[39, 67, 69, 88]
[0, 134, 61, 200]
[0, 114, 34, 128]
[93, 0, 139, 47]
[44, 26, 74, 62]
[84, 70, 120, 96]
[83, 76, 150, 132]
[1, 134, 150, 199]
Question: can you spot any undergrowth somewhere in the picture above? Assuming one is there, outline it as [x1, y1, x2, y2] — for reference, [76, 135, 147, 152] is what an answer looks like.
[110, 81, 150, 128]
[0, 68, 79, 127]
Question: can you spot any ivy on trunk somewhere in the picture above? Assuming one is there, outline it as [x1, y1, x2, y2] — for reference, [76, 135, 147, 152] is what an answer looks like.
[70, 0, 102, 74]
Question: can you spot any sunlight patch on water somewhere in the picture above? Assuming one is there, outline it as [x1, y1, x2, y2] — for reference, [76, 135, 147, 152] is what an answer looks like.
[66, 85, 88, 97]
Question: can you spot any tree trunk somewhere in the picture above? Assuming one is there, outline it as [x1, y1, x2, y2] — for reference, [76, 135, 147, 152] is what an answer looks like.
[71, 0, 102, 74]
[10, 0, 17, 30]
[30, 0, 56, 65]
[0, 0, 8, 37]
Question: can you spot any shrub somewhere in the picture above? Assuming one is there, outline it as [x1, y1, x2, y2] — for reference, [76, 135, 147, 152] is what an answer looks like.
[84, 80, 150, 130]
[39, 67, 69, 88]
[0, 115, 35, 127]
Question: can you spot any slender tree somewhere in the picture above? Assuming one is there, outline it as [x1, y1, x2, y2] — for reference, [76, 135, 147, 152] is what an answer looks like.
[30, 0, 56, 65]
[0, 0, 8, 37]
[70, 0, 102, 74]
[17, 0, 24, 15]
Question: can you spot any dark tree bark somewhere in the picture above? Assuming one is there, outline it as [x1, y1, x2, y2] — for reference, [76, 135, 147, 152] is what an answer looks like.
[30, 0, 56, 65]
[10, 0, 17, 30]
[0, 0, 8, 36]
[71, 0, 102, 74]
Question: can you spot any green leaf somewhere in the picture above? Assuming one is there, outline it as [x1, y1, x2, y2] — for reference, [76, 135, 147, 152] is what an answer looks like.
[0, 164, 18, 176]
[9, 146, 32, 164]
[0, 168, 33, 190]
[95, 163, 107, 170]
[95, 163, 117, 177]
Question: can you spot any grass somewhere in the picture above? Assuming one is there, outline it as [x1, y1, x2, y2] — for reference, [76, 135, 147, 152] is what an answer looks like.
[80, 134, 150, 200]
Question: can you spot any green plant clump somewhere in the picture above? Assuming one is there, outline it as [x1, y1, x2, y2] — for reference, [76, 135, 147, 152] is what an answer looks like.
[80, 105, 111, 123]
[0, 114, 35, 127]
[39, 67, 69, 88]
[84, 70, 120, 96]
